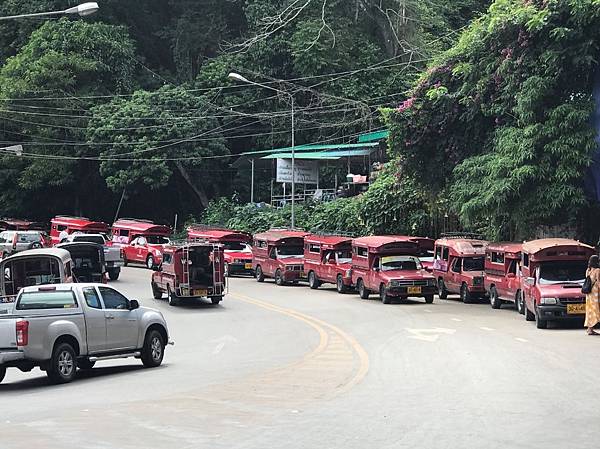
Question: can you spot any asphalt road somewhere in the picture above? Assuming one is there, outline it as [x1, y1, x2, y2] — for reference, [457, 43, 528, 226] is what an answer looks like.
[1, 267, 599, 449]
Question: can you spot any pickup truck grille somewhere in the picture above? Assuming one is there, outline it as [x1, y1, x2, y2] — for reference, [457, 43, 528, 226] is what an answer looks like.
[559, 297, 585, 305]
[287, 265, 303, 271]
[394, 280, 428, 287]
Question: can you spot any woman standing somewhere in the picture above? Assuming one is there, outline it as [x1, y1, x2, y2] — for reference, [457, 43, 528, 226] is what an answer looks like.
[585, 255, 600, 335]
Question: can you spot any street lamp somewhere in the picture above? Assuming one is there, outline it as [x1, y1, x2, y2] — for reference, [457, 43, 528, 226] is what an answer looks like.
[228, 71, 296, 229]
[0, 2, 99, 20]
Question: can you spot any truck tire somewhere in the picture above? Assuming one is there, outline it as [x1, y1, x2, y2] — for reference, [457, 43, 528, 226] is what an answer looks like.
[535, 308, 548, 329]
[47, 342, 77, 384]
[77, 359, 95, 370]
[460, 283, 472, 304]
[211, 296, 222, 305]
[357, 279, 370, 300]
[525, 301, 535, 321]
[490, 286, 501, 309]
[108, 268, 120, 281]
[425, 295, 434, 304]
[336, 275, 347, 294]
[0, 366, 6, 384]
[516, 291, 525, 315]
[438, 279, 448, 299]
[167, 286, 179, 306]
[255, 265, 265, 282]
[146, 255, 155, 270]
[380, 284, 391, 304]
[275, 269, 285, 286]
[151, 282, 163, 300]
[141, 330, 165, 368]
[308, 271, 320, 289]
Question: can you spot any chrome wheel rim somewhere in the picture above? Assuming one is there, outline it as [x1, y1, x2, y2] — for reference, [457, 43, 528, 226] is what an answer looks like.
[147, 256, 154, 269]
[151, 337, 162, 361]
[58, 351, 74, 377]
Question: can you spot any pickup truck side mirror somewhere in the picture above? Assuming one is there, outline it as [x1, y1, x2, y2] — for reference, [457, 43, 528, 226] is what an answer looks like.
[129, 299, 140, 310]
[526, 277, 535, 286]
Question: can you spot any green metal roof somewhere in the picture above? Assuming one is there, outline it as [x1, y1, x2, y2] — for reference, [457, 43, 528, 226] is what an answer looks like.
[358, 130, 389, 143]
[262, 148, 374, 160]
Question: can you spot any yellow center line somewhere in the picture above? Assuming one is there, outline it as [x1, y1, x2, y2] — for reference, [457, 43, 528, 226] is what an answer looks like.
[231, 291, 370, 394]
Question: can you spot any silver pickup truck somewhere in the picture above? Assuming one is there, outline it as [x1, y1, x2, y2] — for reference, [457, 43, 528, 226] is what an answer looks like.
[66, 233, 124, 280]
[0, 283, 171, 384]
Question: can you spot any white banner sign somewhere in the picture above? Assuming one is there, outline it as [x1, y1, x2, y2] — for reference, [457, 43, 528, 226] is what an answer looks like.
[276, 159, 319, 184]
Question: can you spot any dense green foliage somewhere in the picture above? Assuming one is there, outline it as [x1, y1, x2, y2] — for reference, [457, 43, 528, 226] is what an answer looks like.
[0, 0, 489, 224]
[386, 0, 600, 240]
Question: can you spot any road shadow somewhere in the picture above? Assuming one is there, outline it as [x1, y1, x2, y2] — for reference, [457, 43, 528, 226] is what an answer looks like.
[0, 364, 167, 392]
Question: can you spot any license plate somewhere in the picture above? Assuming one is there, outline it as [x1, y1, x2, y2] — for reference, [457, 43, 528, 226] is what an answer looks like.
[567, 303, 585, 314]
[245, 263, 253, 269]
[407, 286, 422, 294]
[194, 289, 207, 297]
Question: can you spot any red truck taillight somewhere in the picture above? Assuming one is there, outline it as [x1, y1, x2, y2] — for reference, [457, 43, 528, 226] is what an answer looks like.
[16, 320, 29, 346]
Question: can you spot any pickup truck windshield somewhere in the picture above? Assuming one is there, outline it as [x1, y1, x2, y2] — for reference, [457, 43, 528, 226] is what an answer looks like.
[277, 246, 303, 258]
[146, 236, 170, 245]
[463, 257, 484, 271]
[539, 260, 586, 285]
[74, 235, 104, 245]
[336, 250, 352, 264]
[17, 290, 77, 310]
[381, 256, 421, 271]
[223, 242, 251, 252]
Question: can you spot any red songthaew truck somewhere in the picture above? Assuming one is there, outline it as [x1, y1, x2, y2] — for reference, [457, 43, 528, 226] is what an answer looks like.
[187, 225, 253, 277]
[151, 242, 225, 306]
[50, 216, 109, 245]
[433, 237, 489, 303]
[351, 236, 437, 304]
[252, 229, 309, 286]
[111, 219, 172, 270]
[303, 234, 353, 293]
[520, 238, 594, 329]
[484, 242, 523, 311]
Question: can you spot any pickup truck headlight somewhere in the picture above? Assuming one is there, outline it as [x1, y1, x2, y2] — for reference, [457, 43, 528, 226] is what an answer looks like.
[389, 280, 401, 287]
[345, 269, 352, 278]
[473, 277, 483, 286]
[427, 278, 436, 287]
[540, 297, 558, 305]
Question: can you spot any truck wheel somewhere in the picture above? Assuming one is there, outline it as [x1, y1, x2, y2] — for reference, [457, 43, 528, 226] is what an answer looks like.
[31, 242, 42, 249]
[425, 295, 434, 304]
[490, 286, 501, 309]
[255, 265, 265, 282]
[275, 269, 285, 286]
[77, 359, 95, 370]
[47, 342, 77, 384]
[141, 330, 164, 368]
[151, 282, 163, 300]
[336, 275, 347, 294]
[535, 308, 548, 329]
[146, 255, 155, 270]
[438, 279, 448, 299]
[525, 301, 535, 321]
[380, 284, 391, 304]
[308, 271, 320, 289]
[516, 291, 525, 315]
[211, 296, 222, 305]
[460, 283, 472, 304]
[0, 366, 6, 384]
[358, 279, 370, 300]
[167, 286, 179, 306]
[224, 263, 230, 278]
[108, 268, 120, 281]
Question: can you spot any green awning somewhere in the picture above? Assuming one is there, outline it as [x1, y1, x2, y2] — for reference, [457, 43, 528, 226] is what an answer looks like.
[358, 130, 389, 143]
[262, 149, 374, 160]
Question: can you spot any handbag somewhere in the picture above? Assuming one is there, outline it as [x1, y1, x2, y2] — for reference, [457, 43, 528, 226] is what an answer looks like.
[582, 276, 594, 294]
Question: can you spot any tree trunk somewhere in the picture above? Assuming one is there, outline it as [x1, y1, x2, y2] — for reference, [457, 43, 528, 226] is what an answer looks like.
[175, 162, 210, 208]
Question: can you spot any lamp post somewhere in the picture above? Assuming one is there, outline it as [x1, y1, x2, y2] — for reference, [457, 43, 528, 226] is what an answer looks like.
[228, 72, 296, 229]
[0, 2, 99, 20]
